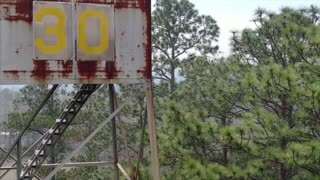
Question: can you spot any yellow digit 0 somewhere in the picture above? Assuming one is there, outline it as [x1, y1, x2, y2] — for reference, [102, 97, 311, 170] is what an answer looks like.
[35, 8, 67, 54]
[78, 10, 109, 55]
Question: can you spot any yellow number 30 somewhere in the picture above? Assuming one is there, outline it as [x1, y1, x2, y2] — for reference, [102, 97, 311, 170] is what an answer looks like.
[78, 10, 109, 55]
[34, 3, 111, 58]
[35, 8, 67, 54]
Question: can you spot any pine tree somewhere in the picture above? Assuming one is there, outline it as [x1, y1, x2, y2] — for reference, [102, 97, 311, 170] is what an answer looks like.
[152, 0, 219, 92]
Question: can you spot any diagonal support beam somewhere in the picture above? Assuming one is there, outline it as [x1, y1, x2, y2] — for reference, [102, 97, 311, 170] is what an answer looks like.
[0, 161, 113, 170]
[117, 163, 131, 180]
[0, 133, 46, 179]
[0, 146, 41, 180]
[0, 85, 59, 168]
[20, 84, 101, 179]
[44, 99, 128, 180]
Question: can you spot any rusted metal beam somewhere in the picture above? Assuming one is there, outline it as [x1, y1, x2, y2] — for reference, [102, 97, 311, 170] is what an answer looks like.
[0, 161, 113, 170]
[109, 84, 120, 180]
[44, 99, 128, 180]
[146, 80, 160, 180]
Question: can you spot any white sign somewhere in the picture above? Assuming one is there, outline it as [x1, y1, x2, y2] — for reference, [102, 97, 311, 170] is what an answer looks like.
[0, 1, 150, 85]
[76, 3, 114, 61]
[33, 2, 114, 61]
[33, 2, 72, 60]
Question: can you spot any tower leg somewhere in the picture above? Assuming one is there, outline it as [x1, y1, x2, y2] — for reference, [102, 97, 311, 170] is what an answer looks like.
[109, 84, 119, 180]
[16, 138, 21, 179]
[145, 80, 160, 180]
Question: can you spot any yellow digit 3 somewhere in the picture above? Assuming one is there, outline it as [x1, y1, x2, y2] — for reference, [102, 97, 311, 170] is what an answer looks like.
[35, 8, 67, 54]
[78, 10, 109, 55]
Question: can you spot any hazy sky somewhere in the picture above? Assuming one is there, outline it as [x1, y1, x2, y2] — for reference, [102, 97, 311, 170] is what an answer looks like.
[187, 0, 319, 56]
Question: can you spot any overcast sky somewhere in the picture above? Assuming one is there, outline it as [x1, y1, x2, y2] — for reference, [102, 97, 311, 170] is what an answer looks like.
[187, 0, 319, 56]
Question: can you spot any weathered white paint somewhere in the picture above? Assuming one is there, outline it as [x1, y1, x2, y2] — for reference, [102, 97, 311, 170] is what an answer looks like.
[0, 0, 151, 85]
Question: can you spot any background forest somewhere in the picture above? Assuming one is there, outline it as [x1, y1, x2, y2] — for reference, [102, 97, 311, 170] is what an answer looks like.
[1, 0, 320, 179]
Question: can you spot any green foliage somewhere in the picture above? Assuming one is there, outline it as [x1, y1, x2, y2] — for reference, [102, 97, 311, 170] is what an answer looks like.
[152, 0, 219, 92]
[159, 57, 244, 177]
[232, 6, 320, 67]
[158, 5, 320, 180]
[61, 167, 114, 180]
[3, 85, 64, 134]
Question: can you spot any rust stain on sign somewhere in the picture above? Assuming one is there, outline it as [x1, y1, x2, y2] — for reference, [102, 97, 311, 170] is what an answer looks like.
[76, 0, 113, 4]
[31, 60, 52, 81]
[0, 0, 33, 22]
[77, 61, 121, 79]
[115, 0, 145, 9]
[57, 60, 73, 78]
[31, 60, 73, 80]
[3, 70, 27, 79]
[105, 61, 120, 79]
[77, 61, 98, 78]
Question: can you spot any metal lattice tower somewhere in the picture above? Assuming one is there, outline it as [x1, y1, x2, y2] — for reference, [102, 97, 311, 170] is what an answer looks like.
[20, 84, 100, 179]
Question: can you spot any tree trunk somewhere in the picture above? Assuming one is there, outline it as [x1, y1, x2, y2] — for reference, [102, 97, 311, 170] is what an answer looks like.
[278, 96, 292, 180]
[223, 147, 228, 165]
[169, 65, 176, 92]
[279, 139, 288, 180]
[222, 118, 228, 165]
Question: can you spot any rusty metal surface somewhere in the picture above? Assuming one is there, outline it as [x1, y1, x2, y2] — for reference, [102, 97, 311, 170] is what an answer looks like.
[0, 0, 151, 85]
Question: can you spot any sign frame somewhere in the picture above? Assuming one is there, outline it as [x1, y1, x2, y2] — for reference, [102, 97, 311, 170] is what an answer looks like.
[0, 0, 151, 85]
